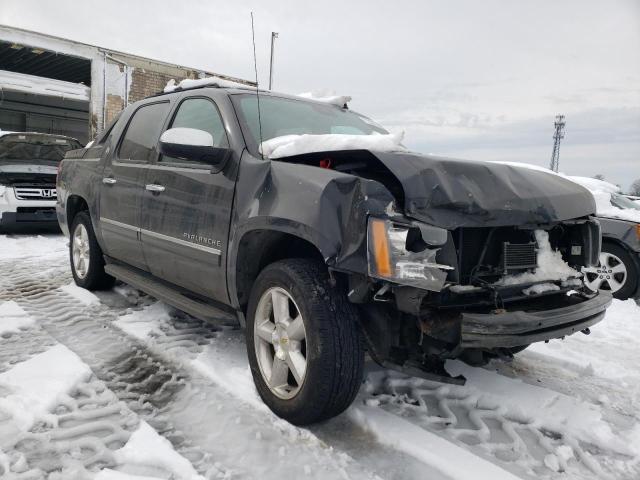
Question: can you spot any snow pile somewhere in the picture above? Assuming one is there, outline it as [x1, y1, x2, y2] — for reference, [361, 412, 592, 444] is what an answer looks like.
[260, 131, 406, 159]
[164, 76, 249, 93]
[297, 91, 352, 107]
[568, 176, 640, 223]
[496, 230, 581, 286]
[0, 300, 35, 335]
[112, 421, 205, 480]
[0, 344, 91, 432]
[522, 282, 560, 296]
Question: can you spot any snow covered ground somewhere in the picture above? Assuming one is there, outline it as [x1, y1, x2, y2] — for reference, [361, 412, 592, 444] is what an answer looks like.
[1, 233, 639, 479]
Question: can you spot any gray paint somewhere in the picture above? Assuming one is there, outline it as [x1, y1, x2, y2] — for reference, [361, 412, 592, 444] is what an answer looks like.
[56, 85, 611, 360]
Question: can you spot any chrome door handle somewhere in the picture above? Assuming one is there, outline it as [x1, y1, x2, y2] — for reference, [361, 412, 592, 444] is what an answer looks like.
[145, 184, 165, 192]
[102, 177, 117, 185]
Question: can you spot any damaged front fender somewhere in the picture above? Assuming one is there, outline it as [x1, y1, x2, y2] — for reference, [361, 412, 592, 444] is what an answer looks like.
[227, 151, 396, 308]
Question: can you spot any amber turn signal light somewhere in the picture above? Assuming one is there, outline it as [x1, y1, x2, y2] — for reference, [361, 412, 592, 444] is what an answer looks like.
[370, 218, 393, 277]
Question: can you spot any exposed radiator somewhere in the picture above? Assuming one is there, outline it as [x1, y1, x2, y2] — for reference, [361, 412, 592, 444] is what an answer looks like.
[502, 242, 537, 273]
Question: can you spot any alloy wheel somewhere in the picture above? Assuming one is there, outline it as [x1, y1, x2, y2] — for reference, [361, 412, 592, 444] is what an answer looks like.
[582, 251, 627, 294]
[253, 287, 307, 399]
[72, 223, 91, 279]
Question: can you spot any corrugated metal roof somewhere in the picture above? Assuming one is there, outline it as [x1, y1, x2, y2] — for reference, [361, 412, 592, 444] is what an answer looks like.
[0, 40, 92, 85]
[0, 24, 256, 87]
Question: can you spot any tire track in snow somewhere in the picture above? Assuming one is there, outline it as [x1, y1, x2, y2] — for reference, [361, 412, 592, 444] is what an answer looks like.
[5, 269, 381, 479]
[362, 371, 639, 480]
[112, 297, 451, 480]
[3, 377, 137, 477]
[9, 246, 633, 479]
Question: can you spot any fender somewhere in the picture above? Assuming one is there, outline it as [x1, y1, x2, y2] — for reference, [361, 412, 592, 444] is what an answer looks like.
[226, 151, 396, 309]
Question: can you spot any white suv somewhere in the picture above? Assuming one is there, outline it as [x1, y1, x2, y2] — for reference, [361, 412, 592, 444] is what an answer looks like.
[0, 132, 82, 230]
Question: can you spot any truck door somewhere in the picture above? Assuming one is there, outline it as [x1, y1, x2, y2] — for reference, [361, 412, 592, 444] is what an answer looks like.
[140, 96, 236, 304]
[99, 101, 171, 271]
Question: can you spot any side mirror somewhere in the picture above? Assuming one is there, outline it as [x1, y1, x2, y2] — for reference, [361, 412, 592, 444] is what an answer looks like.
[159, 128, 230, 168]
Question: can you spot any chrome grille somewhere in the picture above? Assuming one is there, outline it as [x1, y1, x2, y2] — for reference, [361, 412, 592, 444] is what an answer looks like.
[13, 186, 57, 201]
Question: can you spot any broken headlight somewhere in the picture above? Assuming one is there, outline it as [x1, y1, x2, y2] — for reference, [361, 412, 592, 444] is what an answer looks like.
[367, 217, 453, 290]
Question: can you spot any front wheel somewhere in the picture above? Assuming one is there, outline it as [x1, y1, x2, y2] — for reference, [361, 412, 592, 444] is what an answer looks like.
[246, 259, 364, 425]
[69, 211, 115, 290]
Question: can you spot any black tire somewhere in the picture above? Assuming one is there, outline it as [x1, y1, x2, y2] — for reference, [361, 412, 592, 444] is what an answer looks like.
[69, 211, 115, 290]
[246, 258, 364, 425]
[601, 242, 638, 300]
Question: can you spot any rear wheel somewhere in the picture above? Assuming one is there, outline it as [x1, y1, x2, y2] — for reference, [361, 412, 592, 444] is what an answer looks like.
[69, 211, 115, 290]
[583, 243, 638, 300]
[246, 259, 364, 425]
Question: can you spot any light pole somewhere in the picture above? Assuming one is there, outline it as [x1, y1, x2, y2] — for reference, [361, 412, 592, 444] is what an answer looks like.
[269, 32, 278, 90]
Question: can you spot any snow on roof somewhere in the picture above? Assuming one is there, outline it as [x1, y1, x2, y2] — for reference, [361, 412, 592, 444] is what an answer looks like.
[490, 162, 640, 223]
[297, 91, 352, 108]
[163, 76, 251, 93]
[0, 69, 90, 101]
[566, 176, 621, 194]
[259, 132, 406, 159]
[567, 176, 640, 223]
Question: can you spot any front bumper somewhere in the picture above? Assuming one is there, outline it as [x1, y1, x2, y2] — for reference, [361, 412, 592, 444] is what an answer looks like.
[460, 291, 612, 349]
[0, 208, 59, 228]
[1, 188, 59, 229]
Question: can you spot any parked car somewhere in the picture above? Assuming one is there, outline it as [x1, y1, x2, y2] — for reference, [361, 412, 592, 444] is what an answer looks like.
[0, 131, 82, 231]
[568, 177, 640, 300]
[57, 82, 611, 424]
[625, 195, 640, 207]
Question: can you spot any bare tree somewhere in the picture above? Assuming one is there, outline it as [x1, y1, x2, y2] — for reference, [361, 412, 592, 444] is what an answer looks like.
[593, 174, 606, 181]
[629, 178, 640, 196]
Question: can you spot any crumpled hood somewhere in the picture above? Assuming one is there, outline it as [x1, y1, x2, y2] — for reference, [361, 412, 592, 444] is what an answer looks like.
[372, 151, 596, 229]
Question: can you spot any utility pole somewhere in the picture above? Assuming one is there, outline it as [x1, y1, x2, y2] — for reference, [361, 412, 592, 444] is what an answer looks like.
[269, 32, 278, 90]
[549, 114, 566, 172]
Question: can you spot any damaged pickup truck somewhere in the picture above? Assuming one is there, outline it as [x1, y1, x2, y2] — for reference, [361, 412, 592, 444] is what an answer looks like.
[57, 82, 611, 425]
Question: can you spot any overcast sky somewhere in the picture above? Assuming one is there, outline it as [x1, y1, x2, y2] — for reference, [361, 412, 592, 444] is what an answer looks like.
[2, 0, 638, 190]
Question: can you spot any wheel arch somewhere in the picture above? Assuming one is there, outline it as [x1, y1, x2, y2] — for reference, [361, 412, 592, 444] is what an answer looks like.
[66, 194, 90, 230]
[230, 222, 332, 313]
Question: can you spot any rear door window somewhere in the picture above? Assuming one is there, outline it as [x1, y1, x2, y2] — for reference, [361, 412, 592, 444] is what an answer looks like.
[118, 102, 171, 162]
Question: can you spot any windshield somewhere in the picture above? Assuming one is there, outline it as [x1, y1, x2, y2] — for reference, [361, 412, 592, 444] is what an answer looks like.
[611, 193, 640, 211]
[232, 94, 388, 156]
[0, 135, 82, 164]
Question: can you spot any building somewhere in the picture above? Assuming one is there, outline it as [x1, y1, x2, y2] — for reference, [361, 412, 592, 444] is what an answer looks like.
[0, 25, 254, 144]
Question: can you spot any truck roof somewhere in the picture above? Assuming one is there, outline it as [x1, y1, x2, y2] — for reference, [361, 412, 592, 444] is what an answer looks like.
[0, 131, 81, 143]
[146, 77, 337, 107]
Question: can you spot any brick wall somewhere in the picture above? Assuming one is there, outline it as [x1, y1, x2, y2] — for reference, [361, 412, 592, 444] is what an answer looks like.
[128, 68, 197, 104]
[105, 94, 124, 125]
